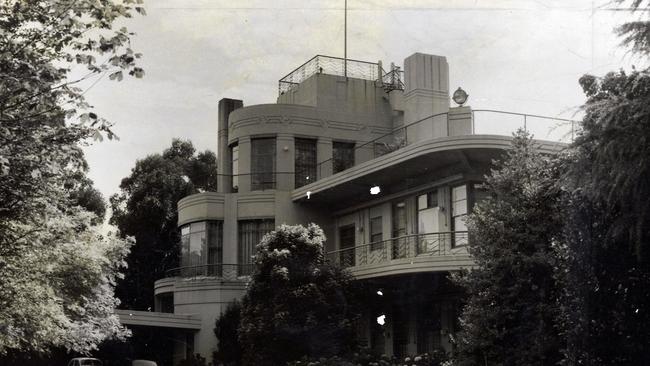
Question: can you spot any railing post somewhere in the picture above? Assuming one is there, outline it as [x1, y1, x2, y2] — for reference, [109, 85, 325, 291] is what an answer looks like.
[524, 114, 527, 131]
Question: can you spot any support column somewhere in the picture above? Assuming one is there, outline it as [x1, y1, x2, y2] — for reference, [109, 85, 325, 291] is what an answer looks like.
[217, 98, 243, 193]
[222, 194, 238, 265]
[276, 133, 294, 191]
[448, 106, 473, 136]
[354, 141, 374, 165]
[317, 137, 333, 179]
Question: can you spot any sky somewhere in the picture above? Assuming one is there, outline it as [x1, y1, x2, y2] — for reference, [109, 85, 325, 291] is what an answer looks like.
[75, 0, 645, 200]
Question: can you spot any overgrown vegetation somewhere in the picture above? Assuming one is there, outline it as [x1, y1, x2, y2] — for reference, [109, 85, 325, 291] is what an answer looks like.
[238, 224, 362, 366]
[110, 139, 217, 310]
[454, 131, 563, 366]
[0, 0, 144, 356]
[213, 301, 243, 366]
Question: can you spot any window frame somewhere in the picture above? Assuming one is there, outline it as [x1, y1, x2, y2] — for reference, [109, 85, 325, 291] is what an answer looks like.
[251, 137, 277, 190]
[332, 141, 355, 174]
[294, 137, 317, 188]
[369, 216, 383, 251]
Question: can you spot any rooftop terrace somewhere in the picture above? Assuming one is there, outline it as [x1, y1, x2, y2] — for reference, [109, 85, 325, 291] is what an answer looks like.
[278, 55, 405, 95]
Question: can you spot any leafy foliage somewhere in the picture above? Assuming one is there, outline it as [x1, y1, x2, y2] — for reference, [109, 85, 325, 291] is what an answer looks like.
[110, 139, 217, 310]
[556, 69, 650, 365]
[0, 0, 144, 355]
[615, 0, 650, 57]
[454, 131, 563, 366]
[238, 224, 361, 366]
[213, 301, 243, 366]
[287, 349, 449, 366]
[69, 177, 107, 224]
[177, 353, 208, 366]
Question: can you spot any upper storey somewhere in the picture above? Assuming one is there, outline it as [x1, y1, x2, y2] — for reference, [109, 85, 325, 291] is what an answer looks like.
[217, 53, 478, 194]
[215, 52, 571, 195]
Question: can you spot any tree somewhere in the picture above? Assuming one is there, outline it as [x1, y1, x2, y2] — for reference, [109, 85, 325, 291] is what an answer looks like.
[110, 139, 217, 310]
[556, 70, 650, 366]
[213, 301, 243, 366]
[454, 131, 564, 366]
[553, 3, 650, 364]
[615, 0, 650, 57]
[0, 0, 144, 356]
[238, 224, 361, 366]
[69, 177, 107, 224]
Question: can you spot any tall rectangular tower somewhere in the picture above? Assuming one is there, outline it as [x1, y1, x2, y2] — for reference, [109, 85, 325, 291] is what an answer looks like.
[403, 53, 450, 142]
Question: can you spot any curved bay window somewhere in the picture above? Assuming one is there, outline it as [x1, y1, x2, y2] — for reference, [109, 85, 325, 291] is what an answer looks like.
[180, 221, 223, 276]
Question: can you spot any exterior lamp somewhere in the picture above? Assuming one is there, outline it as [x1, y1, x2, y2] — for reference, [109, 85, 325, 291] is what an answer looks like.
[377, 314, 386, 326]
[370, 185, 381, 195]
[376, 290, 383, 296]
[452, 87, 469, 106]
[306, 191, 312, 199]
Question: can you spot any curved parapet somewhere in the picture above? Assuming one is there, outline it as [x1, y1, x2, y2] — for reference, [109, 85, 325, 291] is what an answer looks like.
[227, 103, 393, 146]
[177, 192, 225, 226]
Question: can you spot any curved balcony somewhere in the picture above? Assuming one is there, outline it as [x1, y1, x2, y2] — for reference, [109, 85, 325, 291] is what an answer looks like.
[326, 231, 473, 280]
[164, 263, 255, 280]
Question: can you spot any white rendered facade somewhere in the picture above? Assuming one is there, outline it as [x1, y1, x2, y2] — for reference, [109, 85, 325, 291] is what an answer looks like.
[118, 52, 564, 365]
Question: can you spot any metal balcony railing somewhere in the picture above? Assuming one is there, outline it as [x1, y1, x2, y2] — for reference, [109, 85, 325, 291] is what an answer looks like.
[315, 110, 578, 180]
[165, 263, 255, 279]
[325, 231, 470, 269]
[278, 55, 405, 95]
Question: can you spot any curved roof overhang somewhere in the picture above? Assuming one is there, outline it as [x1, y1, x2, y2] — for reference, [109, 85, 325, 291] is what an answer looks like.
[292, 135, 564, 210]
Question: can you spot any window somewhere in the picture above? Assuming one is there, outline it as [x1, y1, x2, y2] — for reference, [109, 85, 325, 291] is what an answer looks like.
[417, 191, 438, 211]
[231, 144, 239, 192]
[251, 137, 276, 190]
[295, 138, 317, 188]
[207, 221, 223, 275]
[238, 219, 275, 274]
[451, 185, 468, 246]
[179, 221, 223, 276]
[471, 182, 490, 208]
[333, 141, 355, 173]
[417, 190, 440, 253]
[370, 216, 383, 251]
[392, 201, 407, 259]
[338, 224, 356, 267]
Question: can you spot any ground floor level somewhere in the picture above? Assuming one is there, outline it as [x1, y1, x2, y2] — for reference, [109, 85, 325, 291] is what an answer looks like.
[355, 272, 463, 359]
[109, 271, 463, 366]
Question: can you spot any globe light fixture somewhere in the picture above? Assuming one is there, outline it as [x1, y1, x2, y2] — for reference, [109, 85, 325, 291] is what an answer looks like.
[370, 185, 381, 195]
[452, 87, 469, 106]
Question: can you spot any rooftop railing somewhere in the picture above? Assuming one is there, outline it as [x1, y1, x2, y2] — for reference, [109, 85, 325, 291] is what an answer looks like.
[325, 231, 469, 269]
[278, 55, 404, 95]
[165, 263, 254, 280]
[314, 110, 578, 179]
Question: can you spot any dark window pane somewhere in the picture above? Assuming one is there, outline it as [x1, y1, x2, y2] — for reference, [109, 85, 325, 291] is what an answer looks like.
[295, 138, 317, 188]
[392, 202, 408, 259]
[251, 138, 276, 190]
[370, 216, 383, 251]
[333, 141, 355, 173]
[339, 224, 356, 267]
